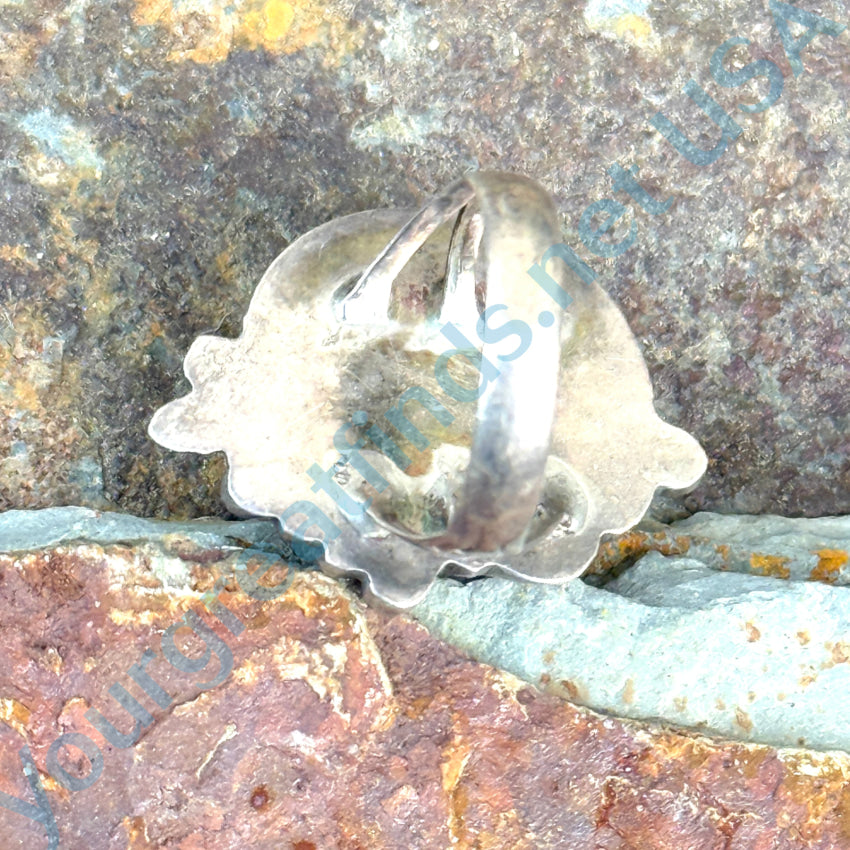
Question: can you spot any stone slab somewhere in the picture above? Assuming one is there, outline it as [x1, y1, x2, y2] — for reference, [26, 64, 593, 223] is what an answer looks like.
[1, 0, 848, 520]
[2, 532, 850, 847]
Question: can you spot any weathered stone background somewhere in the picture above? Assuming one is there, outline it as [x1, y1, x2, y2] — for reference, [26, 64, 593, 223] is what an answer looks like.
[3, 521, 850, 849]
[1, 0, 848, 521]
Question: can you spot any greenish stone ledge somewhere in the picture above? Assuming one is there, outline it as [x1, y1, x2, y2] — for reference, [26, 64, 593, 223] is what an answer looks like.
[3, 507, 850, 752]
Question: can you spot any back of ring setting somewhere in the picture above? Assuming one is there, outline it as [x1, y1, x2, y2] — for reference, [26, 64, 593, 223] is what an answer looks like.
[148, 171, 707, 608]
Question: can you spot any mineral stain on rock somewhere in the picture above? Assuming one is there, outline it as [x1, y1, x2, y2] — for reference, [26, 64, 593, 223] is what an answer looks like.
[1, 530, 850, 847]
[749, 552, 792, 579]
[131, 0, 347, 63]
[812, 547, 849, 582]
[249, 783, 272, 811]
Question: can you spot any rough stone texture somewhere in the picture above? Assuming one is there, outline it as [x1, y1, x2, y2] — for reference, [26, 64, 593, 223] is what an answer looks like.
[414, 511, 850, 752]
[1, 0, 848, 521]
[0, 505, 286, 556]
[589, 511, 850, 583]
[421, 554, 850, 752]
[2, 507, 850, 745]
[4, 531, 850, 848]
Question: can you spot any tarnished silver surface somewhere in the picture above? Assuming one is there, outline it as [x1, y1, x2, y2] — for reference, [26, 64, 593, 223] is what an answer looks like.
[149, 172, 707, 607]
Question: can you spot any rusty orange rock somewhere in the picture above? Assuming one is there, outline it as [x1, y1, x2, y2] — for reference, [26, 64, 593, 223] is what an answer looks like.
[2, 541, 850, 848]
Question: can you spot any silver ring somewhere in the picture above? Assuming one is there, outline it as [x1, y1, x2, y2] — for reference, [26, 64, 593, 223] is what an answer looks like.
[149, 171, 707, 607]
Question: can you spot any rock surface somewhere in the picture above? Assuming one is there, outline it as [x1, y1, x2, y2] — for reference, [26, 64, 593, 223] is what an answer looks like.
[0, 505, 286, 557]
[3, 518, 850, 848]
[415, 511, 850, 752]
[590, 511, 850, 583]
[1, 0, 848, 519]
[3, 507, 850, 755]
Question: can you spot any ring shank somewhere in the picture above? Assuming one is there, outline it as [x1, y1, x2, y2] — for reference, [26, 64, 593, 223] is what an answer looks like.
[340, 172, 568, 553]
